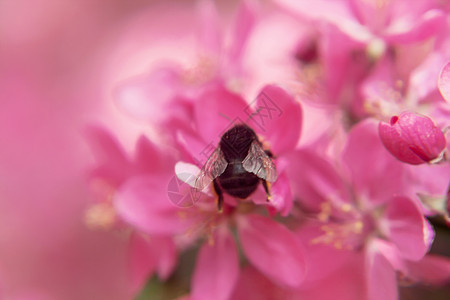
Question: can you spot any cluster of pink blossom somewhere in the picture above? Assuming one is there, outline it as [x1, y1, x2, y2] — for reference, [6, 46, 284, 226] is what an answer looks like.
[83, 0, 450, 299]
[1, 0, 449, 299]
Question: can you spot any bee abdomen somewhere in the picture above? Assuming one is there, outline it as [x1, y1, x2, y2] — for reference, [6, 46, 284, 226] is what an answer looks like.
[218, 172, 259, 199]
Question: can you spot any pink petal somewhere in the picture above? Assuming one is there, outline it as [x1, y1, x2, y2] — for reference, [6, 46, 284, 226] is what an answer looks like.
[384, 196, 430, 261]
[343, 120, 407, 204]
[384, 9, 446, 44]
[176, 129, 215, 168]
[250, 172, 293, 216]
[406, 254, 450, 286]
[231, 266, 278, 300]
[226, 0, 257, 65]
[270, 173, 293, 216]
[360, 56, 397, 114]
[365, 248, 398, 300]
[128, 233, 156, 293]
[378, 112, 446, 164]
[84, 125, 131, 185]
[114, 176, 193, 235]
[409, 53, 447, 102]
[237, 214, 306, 287]
[133, 234, 178, 281]
[134, 135, 175, 175]
[196, 0, 222, 58]
[231, 266, 297, 300]
[275, 0, 372, 43]
[249, 85, 302, 154]
[192, 227, 239, 300]
[113, 67, 184, 123]
[284, 149, 349, 212]
[194, 86, 250, 145]
[158, 242, 178, 281]
[320, 23, 366, 105]
[438, 61, 450, 102]
[369, 238, 406, 273]
[348, 0, 392, 32]
[299, 254, 365, 300]
[295, 220, 354, 285]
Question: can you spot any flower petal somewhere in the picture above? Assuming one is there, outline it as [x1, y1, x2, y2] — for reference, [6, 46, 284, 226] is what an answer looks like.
[384, 196, 431, 261]
[128, 233, 177, 293]
[129, 233, 156, 294]
[284, 149, 349, 212]
[192, 227, 239, 300]
[196, 0, 221, 58]
[194, 86, 250, 145]
[409, 53, 446, 102]
[438, 61, 450, 102]
[343, 120, 407, 204]
[250, 85, 302, 154]
[406, 254, 450, 286]
[114, 176, 192, 235]
[84, 125, 131, 185]
[238, 214, 306, 287]
[296, 220, 354, 285]
[134, 135, 175, 174]
[270, 173, 293, 216]
[113, 67, 183, 123]
[384, 9, 446, 44]
[365, 248, 398, 300]
[226, 0, 257, 65]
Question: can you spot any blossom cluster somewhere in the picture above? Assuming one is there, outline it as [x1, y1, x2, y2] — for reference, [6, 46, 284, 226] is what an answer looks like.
[82, 0, 450, 299]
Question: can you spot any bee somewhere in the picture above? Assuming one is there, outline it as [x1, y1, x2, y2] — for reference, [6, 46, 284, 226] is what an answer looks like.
[194, 123, 277, 211]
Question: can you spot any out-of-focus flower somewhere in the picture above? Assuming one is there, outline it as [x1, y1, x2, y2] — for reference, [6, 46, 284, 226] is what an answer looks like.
[378, 112, 446, 165]
[439, 61, 450, 102]
[85, 126, 180, 293]
[112, 0, 258, 127]
[274, 0, 448, 119]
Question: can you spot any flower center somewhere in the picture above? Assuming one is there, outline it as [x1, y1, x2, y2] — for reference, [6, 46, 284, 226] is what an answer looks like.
[182, 56, 217, 86]
[310, 202, 377, 250]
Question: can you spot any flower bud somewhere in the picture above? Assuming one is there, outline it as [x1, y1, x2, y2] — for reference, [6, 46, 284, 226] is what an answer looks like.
[378, 112, 446, 165]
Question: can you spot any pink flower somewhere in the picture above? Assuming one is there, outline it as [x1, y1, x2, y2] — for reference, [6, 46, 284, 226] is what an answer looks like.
[112, 83, 307, 299]
[276, 0, 446, 46]
[284, 120, 437, 299]
[112, 0, 258, 125]
[189, 214, 306, 300]
[85, 126, 180, 294]
[378, 112, 446, 165]
[274, 0, 448, 119]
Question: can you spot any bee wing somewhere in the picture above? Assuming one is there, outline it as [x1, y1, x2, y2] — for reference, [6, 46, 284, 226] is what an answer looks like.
[242, 141, 277, 182]
[194, 147, 228, 191]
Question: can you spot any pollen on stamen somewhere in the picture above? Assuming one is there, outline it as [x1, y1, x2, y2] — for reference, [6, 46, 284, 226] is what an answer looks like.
[310, 220, 364, 250]
[85, 203, 116, 230]
[317, 202, 332, 222]
[341, 203, 352, 212]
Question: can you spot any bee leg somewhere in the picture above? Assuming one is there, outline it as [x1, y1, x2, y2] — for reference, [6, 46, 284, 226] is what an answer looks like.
[213, 178, 224, 212]
[262, 180, 271, 202]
